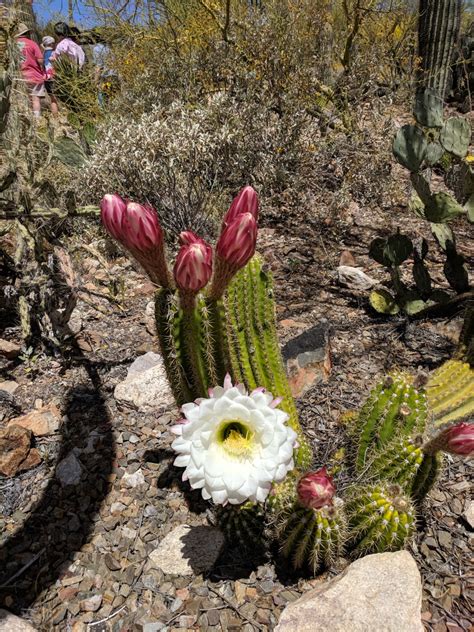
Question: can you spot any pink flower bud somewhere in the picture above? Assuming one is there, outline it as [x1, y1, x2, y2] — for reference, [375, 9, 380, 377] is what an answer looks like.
[123, 202, 163, 252]
[179, 231, 206, 246]
[222, 186, 259, 228]
[441, 422, 474, 456]
[174, 239, 213, 292]
[216, 212, 257, 269]
[100, 194, 127, 241]
[297, 467, 335, 510]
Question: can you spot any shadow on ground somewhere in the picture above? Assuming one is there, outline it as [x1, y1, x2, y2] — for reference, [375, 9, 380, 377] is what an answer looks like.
[0, 358, 115, 619]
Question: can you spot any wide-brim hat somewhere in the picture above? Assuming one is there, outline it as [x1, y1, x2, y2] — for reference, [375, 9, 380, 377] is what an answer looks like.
[16, 22, 30, 37]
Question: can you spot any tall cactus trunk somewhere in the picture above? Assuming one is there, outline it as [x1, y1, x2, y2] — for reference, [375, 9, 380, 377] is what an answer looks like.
[417, 0, 461, 99]
[14, 0, 39, 41]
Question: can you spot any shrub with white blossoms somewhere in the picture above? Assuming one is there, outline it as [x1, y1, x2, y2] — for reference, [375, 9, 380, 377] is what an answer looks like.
[171, 375, 297, 505]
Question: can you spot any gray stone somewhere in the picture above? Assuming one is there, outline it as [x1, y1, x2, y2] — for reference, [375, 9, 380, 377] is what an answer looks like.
[149, 525, 225, 576]
[337, 265, 377, 290]
[282, 323, 331, 397]
[114, 352, 175, 412]
[122, 469, 146, 488]
[56, 452, 83, 486]
[275, 551, 423, 632]
[79, 593, 102, 612]
[143, 624, 165, 632]
[0, 610, 37, 631]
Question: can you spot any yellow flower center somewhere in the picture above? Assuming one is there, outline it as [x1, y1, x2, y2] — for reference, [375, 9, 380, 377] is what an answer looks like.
[218, 420, 254, 458]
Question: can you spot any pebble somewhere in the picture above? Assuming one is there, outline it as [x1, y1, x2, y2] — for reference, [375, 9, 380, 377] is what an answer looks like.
[79, 594, 102, 612]
[122, 469, 146, 488]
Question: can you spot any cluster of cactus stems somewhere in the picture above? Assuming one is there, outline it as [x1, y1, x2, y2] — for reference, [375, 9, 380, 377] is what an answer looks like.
[100, 187, 473, 577]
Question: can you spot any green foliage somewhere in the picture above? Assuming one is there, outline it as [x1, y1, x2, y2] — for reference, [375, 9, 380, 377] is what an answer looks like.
[369, 289, 400, 315]
[53, 136, 87, 168]
[370, 101, 471, 317]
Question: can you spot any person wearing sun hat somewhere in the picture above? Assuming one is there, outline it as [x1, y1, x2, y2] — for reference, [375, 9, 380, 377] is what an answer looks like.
[16, 22, 46, 119]
[41, 35, 59, 116]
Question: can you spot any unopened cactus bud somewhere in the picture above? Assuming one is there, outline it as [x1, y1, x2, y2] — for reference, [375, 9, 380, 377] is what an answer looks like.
[217, 213, 257, 269]
[179, 231, 206, 246]
[100, 193, 127, 241]
[174, 237, 213, 294]
[100, 195, 171, 287]
[222, 186, 259, 228]
[209, 213, 258, 298]
[424, 422, 474, 456]
[123, 202, 163, 251]
[297, 467, 335, 510]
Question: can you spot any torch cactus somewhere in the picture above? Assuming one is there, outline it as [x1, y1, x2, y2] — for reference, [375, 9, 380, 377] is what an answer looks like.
[99, 184, 473, 576]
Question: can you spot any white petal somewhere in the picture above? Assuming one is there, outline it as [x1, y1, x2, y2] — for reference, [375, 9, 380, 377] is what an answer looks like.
[211, 489, 229, 504]
[174, 454, 190, 467]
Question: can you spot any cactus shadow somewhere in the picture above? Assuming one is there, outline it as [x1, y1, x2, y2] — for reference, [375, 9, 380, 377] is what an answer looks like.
[144, 448, 209, 514]
[0, 367, 114, 618]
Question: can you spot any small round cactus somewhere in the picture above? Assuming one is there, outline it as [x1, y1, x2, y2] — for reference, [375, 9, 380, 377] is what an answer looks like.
[277, 500, 347, 573]
[346, 483, 416, 557]
[216, 501, 266, 549]
[366, 436, 424, 491]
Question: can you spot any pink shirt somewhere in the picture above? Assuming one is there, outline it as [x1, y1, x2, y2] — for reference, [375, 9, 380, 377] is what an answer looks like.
[51, 38, 85, 68]
[17, 37, 45, 84]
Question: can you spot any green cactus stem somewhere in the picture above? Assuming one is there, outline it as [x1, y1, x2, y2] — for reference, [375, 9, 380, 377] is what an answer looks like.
[216, 502, 266, 549]
[346, 483, 416, 556]
[353, 372, 428, 471]
[426, 359, 474, 428]
[266, 474, 298, 515]
[410, 453, 443, 502]
[417, 0, 461, 99]
[277, 500, 346, 573]
[439, 117, 471, 158]
[154, 288, 192, 406]
[224, 256, 311, 469]
[365, 435, 424, 491]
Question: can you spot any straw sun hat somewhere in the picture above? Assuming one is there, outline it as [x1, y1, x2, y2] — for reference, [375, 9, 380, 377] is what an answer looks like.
[16, 22, 30, 37]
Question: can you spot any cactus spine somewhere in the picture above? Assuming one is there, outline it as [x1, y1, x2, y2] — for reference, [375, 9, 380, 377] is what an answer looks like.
[346, 483, 416, 556]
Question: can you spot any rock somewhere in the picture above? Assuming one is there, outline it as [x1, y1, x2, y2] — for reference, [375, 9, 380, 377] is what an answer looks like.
[339, 250, 356, 267]
[79, 594, 102, 612]
[0, 381, 19, 395]
[0, 610, 37, 631]
[0, 425, 40, 477]
[275, 551, 423, 632]
[122, 469, 146, 488]
[7, 403, 61, 436]
[282, 323, 331, 397]
[114, 352, 175, 412]
[149, 525, 225, 576]
[337, 266, 377, 291]
[464, 501, 474, 529]
[0, 339, 21, 359]
[56, 452, 83, 486]
[145, 301, 156, 335]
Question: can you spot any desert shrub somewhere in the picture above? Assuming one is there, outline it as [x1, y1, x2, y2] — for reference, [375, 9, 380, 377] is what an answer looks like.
[77, 90, 318, 235]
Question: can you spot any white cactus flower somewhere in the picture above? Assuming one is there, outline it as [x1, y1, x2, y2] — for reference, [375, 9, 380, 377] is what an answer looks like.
[171, 375, 297, 505]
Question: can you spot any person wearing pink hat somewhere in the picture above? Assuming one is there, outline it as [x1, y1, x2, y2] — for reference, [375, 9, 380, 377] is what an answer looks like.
[16, 22, 46, 119]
